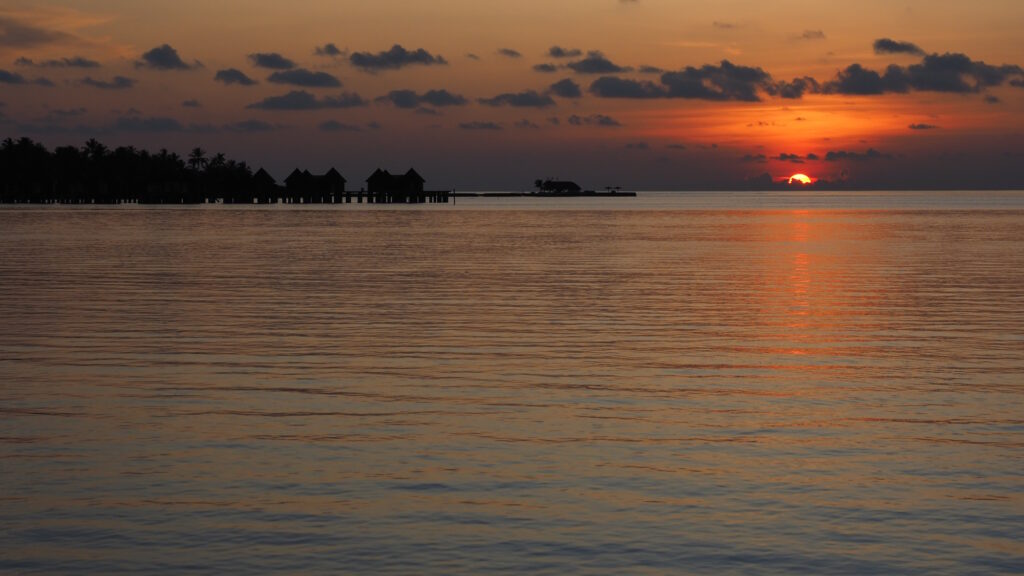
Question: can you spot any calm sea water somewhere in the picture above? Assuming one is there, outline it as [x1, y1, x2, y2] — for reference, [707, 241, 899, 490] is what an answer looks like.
[2, 191, 1023, 574]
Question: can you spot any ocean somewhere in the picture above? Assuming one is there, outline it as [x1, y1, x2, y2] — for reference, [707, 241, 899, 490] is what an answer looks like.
[2, 191, 1023, 574]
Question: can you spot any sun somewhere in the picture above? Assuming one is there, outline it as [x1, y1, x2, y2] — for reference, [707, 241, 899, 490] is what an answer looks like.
[788, 173, 812, 185]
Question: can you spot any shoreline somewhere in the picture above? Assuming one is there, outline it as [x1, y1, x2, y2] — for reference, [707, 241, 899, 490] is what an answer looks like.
[453, 191, 638, 198]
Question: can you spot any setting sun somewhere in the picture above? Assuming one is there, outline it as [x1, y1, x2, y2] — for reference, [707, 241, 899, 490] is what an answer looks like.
[789, 174, 812, 185]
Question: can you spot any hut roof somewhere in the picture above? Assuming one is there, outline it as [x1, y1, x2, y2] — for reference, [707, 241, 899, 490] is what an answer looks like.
[323, 167, 346, 182]
[404, 168, 425, 182]
[367, 168, 390, 182]
[254, 167, 276, 184]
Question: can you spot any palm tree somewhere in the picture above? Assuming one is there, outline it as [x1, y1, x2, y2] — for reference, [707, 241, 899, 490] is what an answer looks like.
[83, 138, 108, 161]
[208, 152, 226, 171]
[188, 147, 208, 172]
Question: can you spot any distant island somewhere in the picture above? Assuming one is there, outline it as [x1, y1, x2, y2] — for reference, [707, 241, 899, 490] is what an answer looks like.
[0, 137, 644, 205]
[453, 179, 636, 198]
[0, 137, 451, 205]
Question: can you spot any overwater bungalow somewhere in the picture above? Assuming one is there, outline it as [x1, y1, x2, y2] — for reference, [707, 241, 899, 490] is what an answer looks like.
[283, 167, 347, 203]
[365, 168, 447, 203]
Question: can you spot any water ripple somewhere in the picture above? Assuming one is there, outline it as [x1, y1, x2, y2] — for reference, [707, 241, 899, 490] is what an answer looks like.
[2, 202, 1024, 574]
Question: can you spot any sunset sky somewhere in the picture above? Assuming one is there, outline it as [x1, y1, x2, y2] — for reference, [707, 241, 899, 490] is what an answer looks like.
[2, 0, 1022, 189]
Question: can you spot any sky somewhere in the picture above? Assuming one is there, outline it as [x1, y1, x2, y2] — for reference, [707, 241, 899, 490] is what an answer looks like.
[1, 0, 1023, 190]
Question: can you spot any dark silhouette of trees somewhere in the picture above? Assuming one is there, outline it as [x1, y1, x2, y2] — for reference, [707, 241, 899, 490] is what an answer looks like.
[533, 178, 582, 194]
[0, 137, 267, 204]
[0, 136, 451, 204]
[188, 147, 208, 172]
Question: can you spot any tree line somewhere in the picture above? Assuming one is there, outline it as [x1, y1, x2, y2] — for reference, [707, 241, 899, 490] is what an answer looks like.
[0, 137, 276, 204]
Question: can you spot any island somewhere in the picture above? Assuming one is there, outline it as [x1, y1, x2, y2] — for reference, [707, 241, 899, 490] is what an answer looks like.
[0, 138, 635, 204]
[452, 179, 636, 198]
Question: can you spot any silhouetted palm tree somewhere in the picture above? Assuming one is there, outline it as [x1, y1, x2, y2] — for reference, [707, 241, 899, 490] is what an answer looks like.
[208, 152, 226, 171]
[0, 137, 266, 204]
[83, 139, 108, 161]
[188, 147, 208, 172]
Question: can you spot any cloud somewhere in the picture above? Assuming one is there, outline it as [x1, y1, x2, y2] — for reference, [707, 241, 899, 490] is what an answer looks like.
[568, 114, 621, 126]
[497, 48, 522, 58]
[411, 89, 468, 107]
[908, 123, 938, 130]
[590, 60, 775, 101]
[466, 53, 480, 61]
[414, 106, 440, 116]
[548, 78, 582, 98]
[37, 107, 86, 123]
[773, 153, 806, 163]
[247, 90, 368, 110]
[666, 143, 687, 150]
[459, 121, 503, 130]
[873, 38, 924, 56]
[800, 30, 826, 41]
[15, 56, 100, 68]
[13, 121, 94, 135]
[349, 44, 447, 71]
[548, 46, 582, 59]
[0, 16, 70, 48]
[567, 51, 632, 74]
[659, 60, 772, 100]
[182, 99, 201, 108]
[770, 76, 820, 98]
[319, 120, 362, 132]
[410, 89, 468, 107]
[113, 116, 185, 132]
[905, 53, 1022, 92]
[479, 90, 556, 108]
[214, 68, 257, 86]
[638, 65, 664, 74]
[823, 63, 907, 94]
[376, 89, 467, 108]
[514, 119, 540, 129]
[806, 153, 820, 160]
[315, 43, 343, 57]
[136, 44, 200, 70]
[824, 148, 893, 161]
[0, 69, 53, 86]
[268, 68, 342, 87]
[223, 119, 278, 132]
[741, 154, 767, 163]
[824, 52, 1024, 95]
[713, 21, 738, 29]
[984, 94, 1001, 104]
[56, 115, 221, 134]
[81, 75, 135, 89]
[249, 52, 295, 70]
[533, 63, 558, 73]
[625, 142, 649, 150]
[589, 76, 663, 98]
